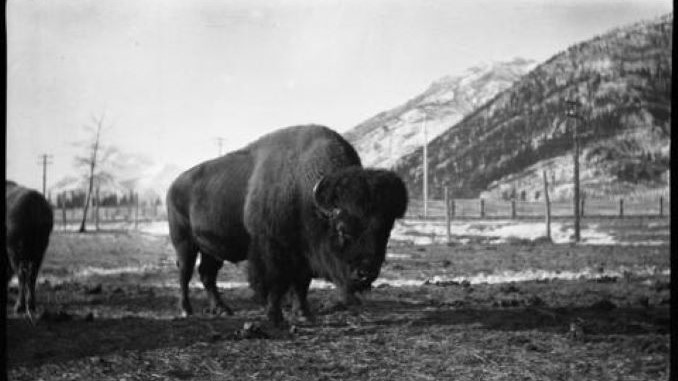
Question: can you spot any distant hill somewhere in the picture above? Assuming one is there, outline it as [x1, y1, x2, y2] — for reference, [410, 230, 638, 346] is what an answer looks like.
[344, 58, 536, 168]
[393, 14, 671, 200]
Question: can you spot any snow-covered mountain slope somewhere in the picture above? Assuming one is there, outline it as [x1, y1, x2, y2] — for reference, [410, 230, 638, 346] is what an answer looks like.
[344, 57, 536, 168]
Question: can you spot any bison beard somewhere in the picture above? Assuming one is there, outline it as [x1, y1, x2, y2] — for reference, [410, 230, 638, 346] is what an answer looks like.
[5, 181, 54, 320]
[167, 125, 408, 326]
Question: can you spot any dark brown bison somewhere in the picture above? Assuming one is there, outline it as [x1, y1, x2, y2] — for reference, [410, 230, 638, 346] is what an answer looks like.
[5, 181, 54, 317]
[167, 125, 407, 325]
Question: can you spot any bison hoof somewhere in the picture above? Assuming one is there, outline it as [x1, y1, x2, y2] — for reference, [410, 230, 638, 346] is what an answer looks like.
[319, 301, 349, 314]
[180, 310, 192, 318]
[293, 310, 316, 324]
[266, 311, 286, 328]
[203, 305, 234, 316]
[344, 294, 363, 306]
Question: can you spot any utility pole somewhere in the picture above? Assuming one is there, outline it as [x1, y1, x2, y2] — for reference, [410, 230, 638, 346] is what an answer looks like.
[215, 137, 225, 156]
[37, 154, 53, 196]
[566, 99, 581, 242]
[422, 116, 429, 219]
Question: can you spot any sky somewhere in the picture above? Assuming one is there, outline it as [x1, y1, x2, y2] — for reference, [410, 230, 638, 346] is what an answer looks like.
[6, 0, 672, 192]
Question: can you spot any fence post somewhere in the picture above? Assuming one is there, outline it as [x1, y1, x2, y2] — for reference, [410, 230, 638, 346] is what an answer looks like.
[511, 200, 516, 219]
[619, 198, 624, 218]
[94, 187, 100, 231]
[444, 186, 451, 244]
[60, 193, 67, 231]
[542, 170, 551, 241]
[134, 193, 140, 230]
[480, 198, 485, 218]
[580, 196, 585, 218]
[127, 196, 133, 222]
[659, 196, 663, 217]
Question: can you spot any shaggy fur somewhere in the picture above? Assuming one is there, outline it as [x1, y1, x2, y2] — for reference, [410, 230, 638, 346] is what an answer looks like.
[5, 181, 54, 315]
[167, 125, 408, 324]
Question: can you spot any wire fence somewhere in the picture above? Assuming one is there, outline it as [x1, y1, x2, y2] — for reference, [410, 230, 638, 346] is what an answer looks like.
[53, 204, 167, 230]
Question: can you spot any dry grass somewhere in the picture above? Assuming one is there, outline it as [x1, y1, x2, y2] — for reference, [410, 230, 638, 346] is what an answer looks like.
[6, 226, 671, 381]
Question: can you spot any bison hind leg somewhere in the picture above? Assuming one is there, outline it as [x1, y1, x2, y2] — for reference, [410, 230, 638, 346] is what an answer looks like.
[13, 266, 27, 314]
[173, 240, 198, 317]
[7, 247, 27, 314]
[198, 253, 233, 316]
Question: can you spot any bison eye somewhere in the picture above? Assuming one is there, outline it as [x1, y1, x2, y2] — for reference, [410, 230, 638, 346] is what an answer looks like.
[337, 225, 352, 240]
[336, 223, 354, 247]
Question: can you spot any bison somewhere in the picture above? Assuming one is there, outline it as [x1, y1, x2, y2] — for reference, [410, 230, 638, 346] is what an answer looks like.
[5, 180, 54, 317]
[167, 125, 407, 325]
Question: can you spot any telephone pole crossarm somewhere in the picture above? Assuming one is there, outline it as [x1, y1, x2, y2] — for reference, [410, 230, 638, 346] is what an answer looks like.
[215, 137, 226, 156]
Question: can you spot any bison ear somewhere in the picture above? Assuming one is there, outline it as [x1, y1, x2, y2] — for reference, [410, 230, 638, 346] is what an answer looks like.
[313, 176, 333, 213]
[371, 171, 408, 219]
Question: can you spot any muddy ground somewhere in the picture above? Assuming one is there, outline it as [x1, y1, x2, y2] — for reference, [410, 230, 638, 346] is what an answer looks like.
[6, 218, 671, 381]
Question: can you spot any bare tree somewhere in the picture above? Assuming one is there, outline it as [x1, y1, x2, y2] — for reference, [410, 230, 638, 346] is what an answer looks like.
[74, 114, 117, 233]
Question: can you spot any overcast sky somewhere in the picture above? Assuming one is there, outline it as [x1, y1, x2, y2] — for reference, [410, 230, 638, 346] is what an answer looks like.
[6, 0, 672, 191]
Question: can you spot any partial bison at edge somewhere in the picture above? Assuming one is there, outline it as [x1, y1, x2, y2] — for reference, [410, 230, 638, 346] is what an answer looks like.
[167, 125, 408, 325]
[5, 180, 54, 317]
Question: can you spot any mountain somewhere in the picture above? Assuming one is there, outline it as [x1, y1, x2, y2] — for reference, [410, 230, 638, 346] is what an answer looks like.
[51, 162, 183, 204]
[133, 163, 183, 202]
[393, 14, 671, 200]
[344, 58, 536, 168]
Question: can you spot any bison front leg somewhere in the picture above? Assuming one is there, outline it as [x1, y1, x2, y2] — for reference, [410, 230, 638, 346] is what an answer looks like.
[198, 253, 233, 316]
[248, 237, 289, 327]
[265, 284, 288, 327]
[291, 275, 314, 323]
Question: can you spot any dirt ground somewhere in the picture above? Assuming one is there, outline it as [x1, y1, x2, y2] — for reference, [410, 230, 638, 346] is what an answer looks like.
[6, 219, 671, 381]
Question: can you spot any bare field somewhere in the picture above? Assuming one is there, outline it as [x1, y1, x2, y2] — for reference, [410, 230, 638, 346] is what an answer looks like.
[6, 220, 671, 381]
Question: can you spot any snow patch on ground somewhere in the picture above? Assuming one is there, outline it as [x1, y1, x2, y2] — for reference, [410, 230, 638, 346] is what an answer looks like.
[390, 219, 662, 246]
[387, 253, 413, 260]
[65, 218, 667, 247]
[25, 265, 669, 290]
[423, 265, 669, 286]
[58, 221, 170, 236]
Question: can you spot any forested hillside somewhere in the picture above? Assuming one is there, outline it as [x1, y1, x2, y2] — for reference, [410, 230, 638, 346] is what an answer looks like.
[394, 14, 671, 200]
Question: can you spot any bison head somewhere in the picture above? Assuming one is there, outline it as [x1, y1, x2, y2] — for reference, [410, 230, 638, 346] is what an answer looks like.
[312, 168, 408, 291]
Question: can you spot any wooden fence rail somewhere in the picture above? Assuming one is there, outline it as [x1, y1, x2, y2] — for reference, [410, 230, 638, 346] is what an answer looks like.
[53, 195, 669, 232]
[407, 196, 670, 220]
